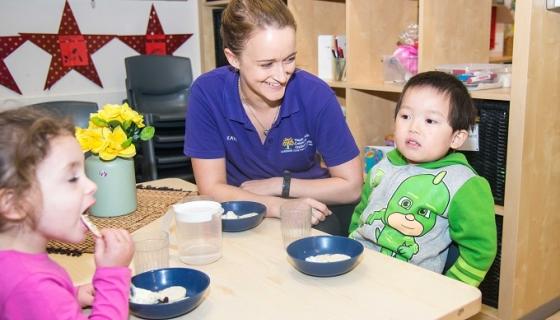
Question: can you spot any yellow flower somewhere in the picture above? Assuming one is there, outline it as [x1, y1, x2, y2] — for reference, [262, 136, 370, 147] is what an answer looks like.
[75, 102, 154, 160]
[75, 127, 107, 154]
[120, 103, 145, 128]
[98, 126, 136, 161]
[95, 103, 124, 123]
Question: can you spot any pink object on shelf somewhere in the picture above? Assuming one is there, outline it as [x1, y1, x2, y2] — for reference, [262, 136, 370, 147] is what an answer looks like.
[393, 45, 418, 75]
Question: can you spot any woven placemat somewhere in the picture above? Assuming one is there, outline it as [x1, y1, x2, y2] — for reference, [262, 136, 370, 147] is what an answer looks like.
[47, 186, 195, 256]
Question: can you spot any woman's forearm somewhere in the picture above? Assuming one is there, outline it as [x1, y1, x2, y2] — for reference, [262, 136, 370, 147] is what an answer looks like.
[289, 156, 362, 204]
[288, 176, 361, 205]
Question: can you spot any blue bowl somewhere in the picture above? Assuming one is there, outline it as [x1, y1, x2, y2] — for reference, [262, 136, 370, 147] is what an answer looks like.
[286, 236, 364, 277]
[129, 267, 210, 319]
[221, 201, 266, 232]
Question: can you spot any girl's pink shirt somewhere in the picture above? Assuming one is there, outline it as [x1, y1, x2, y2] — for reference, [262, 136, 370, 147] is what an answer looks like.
[0, 250, 131, 319]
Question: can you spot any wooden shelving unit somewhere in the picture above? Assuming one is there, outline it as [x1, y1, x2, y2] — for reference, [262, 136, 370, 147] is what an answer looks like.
[198, 1, 560, 318]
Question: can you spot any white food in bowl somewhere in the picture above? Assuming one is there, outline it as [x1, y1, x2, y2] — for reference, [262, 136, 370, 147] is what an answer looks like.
[222, 210, 259, 220]
[305, 253, 351, 263]
[130, 285, 188, 304]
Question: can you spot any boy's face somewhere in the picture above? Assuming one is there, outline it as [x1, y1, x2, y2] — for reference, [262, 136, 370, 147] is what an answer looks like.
[394, 86, 467, 164]
[34, 135, 97, 244]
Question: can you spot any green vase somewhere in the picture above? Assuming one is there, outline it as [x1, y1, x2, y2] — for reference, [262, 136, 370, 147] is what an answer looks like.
[85, 155, 137, 217]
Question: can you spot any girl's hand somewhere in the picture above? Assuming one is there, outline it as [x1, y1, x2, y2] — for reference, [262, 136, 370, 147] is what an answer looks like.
[94, 228, 134, 268]
[76, 283, 94, 308]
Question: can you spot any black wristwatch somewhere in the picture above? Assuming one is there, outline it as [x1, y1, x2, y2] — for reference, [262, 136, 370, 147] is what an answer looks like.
[281, 170, 291, 198]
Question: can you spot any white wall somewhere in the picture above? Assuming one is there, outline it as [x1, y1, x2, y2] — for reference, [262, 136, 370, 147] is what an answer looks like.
[0, 0, 200, 110]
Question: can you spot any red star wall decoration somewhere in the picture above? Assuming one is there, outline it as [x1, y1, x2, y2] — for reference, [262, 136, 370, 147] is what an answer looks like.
[21, 1, 115, 90]
[0, 36, 26, 94]
[118, 4, 192, 55]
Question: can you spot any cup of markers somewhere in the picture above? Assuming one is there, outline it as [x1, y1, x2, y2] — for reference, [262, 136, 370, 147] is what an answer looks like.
[331, 40, 346, 81]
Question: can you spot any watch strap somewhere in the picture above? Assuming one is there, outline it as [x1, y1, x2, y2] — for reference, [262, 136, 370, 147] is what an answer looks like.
[281, 170, 291, 198]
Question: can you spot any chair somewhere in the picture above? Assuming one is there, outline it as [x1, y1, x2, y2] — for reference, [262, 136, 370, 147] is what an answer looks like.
[443, 242, 459, 274]
[29, 100, 98, 128]
[124, 55, 194, 182]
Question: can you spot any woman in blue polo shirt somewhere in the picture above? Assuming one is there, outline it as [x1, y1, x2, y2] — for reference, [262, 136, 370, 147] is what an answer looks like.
[184, 0, 362, 235]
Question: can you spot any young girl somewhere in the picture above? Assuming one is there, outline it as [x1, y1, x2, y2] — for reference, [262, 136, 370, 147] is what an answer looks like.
[0, 107, 135, 319]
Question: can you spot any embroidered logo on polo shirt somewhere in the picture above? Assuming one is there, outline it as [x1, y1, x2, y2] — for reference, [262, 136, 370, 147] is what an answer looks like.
[227, 135, 237, 142]
[281, 134, 312, 153]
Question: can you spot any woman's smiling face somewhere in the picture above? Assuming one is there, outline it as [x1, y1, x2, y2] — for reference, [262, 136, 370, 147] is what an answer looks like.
[230, 26, 297, 105]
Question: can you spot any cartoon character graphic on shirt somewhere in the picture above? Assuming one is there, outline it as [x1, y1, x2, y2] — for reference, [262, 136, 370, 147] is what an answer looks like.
[364, 171, 450, 261]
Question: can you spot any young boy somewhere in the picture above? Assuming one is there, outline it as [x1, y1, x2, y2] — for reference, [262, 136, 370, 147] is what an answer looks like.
[349, 71, 497, 287]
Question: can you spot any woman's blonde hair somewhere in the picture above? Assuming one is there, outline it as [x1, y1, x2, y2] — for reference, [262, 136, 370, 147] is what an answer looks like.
[0, 106, 75, 227]
[221, 0, 296, 55]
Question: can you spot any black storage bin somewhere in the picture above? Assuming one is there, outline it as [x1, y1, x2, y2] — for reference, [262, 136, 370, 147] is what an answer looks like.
[479, 215, 503, 308]
[462, 100, 509, 205]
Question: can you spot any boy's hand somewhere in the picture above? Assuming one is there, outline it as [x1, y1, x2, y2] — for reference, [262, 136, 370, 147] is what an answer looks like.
[76, 283, 94, 308]
[94, 228, 134, 268]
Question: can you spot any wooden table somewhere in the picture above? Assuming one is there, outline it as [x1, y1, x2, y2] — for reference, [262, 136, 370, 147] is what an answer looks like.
[52, 179, 481, 320]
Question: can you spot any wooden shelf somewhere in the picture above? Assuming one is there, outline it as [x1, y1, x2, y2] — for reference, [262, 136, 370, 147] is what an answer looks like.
[470, 87, 511, 101]
[324, 80, 348, 89]
[489, 55, 513, 63]
[328, 81, 511, 102]
[471, 305, 500, 320]
[495, 205, 504, 216]
[345, 81, 404, 93]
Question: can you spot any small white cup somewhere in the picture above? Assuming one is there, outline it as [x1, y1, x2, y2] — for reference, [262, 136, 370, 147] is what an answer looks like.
[280, 200, 312, 248]
[172, 200, 223, 265]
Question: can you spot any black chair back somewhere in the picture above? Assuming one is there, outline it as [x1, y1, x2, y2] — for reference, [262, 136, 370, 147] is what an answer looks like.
[124, 55, 194, 182]
[125, 55, 193, 118]
[30, 100, 98, 128]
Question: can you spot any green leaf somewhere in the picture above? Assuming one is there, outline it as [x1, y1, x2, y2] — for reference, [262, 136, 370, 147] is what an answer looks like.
[108, 120, 121, 129]
[91, 117, 108, 127]
[123, 120, 132, 130]
[125, 124, 140, 141]
[121, 137, 133, 148]
[140, 126, 155, 141]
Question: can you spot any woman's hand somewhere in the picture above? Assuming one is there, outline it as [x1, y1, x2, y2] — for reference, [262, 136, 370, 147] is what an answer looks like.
[76, 283, 94, 308]
[299, 198, 332, 225]
[240, 177, 283, 196]
[264, 196, 330, 225]
[94, 228, 134, 268]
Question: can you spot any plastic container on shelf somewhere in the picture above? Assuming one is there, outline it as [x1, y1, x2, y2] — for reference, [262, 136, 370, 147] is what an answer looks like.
[435, 63, 509, 91]
[382, 55, 417, 84]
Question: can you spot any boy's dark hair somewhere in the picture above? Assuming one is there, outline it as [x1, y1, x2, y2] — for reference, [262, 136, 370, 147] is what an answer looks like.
[394, 71, 477, 132]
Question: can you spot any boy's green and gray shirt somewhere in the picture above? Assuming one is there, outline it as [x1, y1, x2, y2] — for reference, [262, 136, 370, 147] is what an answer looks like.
[349, 149, 497, 287]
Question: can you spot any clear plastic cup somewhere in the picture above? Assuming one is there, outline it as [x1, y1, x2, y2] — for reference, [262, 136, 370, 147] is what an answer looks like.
[173, 200, 223, 265]
[132, 230, 169, 274]
[280, 200, 312, 248]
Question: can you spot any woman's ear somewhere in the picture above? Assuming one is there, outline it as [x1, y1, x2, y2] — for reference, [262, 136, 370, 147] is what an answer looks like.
[224, 48, 240, 69]
[450, 129, 469, 150]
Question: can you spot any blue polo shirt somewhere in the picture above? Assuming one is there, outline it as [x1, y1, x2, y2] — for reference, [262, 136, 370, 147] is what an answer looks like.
[184, 66, 359, 187]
